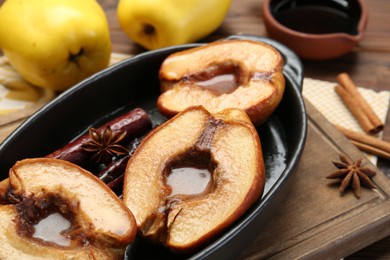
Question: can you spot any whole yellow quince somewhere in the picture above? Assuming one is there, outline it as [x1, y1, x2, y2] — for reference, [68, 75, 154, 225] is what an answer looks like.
[0, 0, 111, 91]
[117, 0, 232, 50]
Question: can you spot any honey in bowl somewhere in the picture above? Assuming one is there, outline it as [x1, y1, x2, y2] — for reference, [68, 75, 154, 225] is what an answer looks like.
[262, 0, 368, 60]
[272, 0, 361, 35]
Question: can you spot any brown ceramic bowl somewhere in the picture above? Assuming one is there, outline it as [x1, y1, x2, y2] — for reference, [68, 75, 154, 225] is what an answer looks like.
[262, 0, 368, 60]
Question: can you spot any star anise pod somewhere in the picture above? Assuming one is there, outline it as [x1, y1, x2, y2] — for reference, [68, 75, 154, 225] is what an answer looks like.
[81, 126, 129, 164]
[326, 154, 377, 198]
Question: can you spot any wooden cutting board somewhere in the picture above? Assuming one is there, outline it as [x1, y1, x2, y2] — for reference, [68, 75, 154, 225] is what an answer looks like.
[239, 100, 390, 259]
[0, 97, 389, 259]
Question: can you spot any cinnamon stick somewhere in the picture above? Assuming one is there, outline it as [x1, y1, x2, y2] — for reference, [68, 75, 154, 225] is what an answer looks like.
[350, 140, 390, 161]
[336, 125, 390, 160]
[336, 73, 384, 134]
[335, 86, 374, 134]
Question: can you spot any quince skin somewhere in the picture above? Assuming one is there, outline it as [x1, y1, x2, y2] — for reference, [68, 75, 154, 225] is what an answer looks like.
[117, 0, 232, 50]
[0, 0, 111, 91]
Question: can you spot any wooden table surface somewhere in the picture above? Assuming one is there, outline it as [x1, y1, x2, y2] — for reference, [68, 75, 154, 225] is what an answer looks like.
[0, 0, 389, 258]
[97, 0, 390, 258]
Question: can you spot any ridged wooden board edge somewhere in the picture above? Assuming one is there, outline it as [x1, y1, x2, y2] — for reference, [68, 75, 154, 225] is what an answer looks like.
[239, 99, 390, 260]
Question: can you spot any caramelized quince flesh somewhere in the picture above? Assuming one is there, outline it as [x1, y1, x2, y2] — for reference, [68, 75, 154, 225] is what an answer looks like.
[157, 39, 285, 125]
[123, 106, 265, 253]
[0, 158, 137, 259]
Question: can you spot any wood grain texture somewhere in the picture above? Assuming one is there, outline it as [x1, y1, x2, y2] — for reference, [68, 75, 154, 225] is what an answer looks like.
[237, 100, 390, 259]
[0, 0, 389, 258]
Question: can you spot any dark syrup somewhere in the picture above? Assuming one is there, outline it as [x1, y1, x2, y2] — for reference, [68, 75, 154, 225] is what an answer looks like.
[272, 0, 361, 35]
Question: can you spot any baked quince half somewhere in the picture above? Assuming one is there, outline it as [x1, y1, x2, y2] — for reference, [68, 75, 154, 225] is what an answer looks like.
[123, 106, 265, 253]
[0, 158, 136, 259]
[157, 39, 285, 126]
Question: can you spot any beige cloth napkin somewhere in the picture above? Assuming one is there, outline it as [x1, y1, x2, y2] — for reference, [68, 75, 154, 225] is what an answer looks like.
[0, 56, 45, 113]
[303, 78, 390, 164]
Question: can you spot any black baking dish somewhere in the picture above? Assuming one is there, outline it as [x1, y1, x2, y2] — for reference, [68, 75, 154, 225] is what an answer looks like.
[0, 35, 307, 259]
